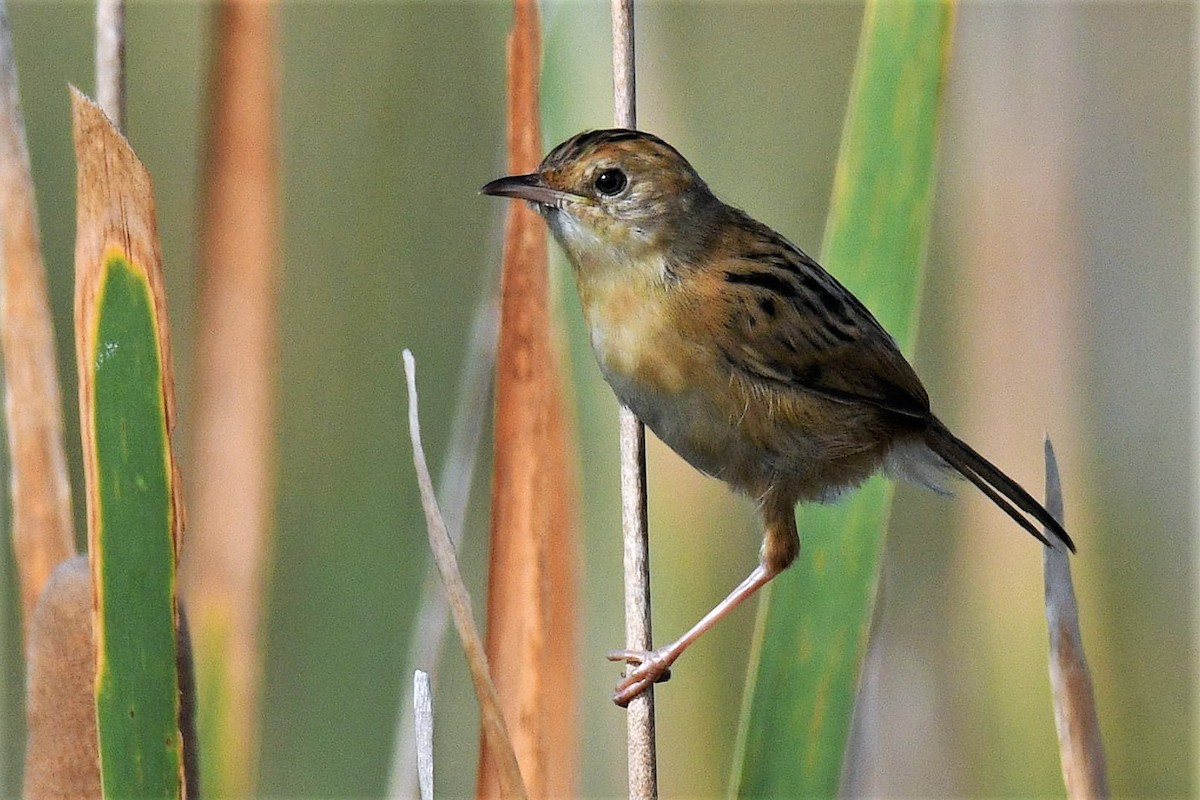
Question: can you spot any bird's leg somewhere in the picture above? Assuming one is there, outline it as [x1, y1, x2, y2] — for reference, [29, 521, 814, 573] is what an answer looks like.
[608, 562, 776, 706]
[608, 499, 799, 707]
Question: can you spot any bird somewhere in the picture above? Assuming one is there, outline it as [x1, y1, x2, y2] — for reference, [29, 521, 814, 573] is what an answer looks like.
[481, 128, 1074, 707]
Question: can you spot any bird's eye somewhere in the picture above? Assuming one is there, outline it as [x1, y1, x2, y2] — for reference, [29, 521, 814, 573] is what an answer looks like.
[593, 168, 628, 196]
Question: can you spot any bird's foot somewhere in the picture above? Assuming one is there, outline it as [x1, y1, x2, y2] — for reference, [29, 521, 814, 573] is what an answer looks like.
[607, 648, 675, 707]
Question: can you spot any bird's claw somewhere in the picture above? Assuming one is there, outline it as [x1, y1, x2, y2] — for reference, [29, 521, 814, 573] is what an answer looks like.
[607, 648, 673, 707]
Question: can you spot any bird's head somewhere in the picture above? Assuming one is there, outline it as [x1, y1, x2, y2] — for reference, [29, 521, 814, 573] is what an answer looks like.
[481, 129, 719, 275]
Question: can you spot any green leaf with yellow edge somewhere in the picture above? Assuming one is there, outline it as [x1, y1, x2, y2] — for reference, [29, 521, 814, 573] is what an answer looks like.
[730, 1, 955, 795]
[72, 88, 186, 799]
[91, 252, 182, 797]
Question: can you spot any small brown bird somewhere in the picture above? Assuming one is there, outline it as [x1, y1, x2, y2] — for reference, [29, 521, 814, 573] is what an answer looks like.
[482, 129, 1073, 706]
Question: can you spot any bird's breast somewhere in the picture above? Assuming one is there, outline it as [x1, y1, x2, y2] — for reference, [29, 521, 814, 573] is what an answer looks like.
[581, 278, 695, 396]
[579, 275, 757, 482]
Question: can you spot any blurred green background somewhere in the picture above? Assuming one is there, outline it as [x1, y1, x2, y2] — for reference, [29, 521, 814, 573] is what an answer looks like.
[0, 2, 1193, 797]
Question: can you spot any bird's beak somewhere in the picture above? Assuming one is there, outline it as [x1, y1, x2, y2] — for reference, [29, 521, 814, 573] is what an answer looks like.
[480, 173, 586, 209]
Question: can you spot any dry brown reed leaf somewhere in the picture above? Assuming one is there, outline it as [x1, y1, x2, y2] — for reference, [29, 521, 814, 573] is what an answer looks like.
[476, 0, 581, 797]
[0, 1, 76, 640]
[1042, 439, 1108, 798]
[71, 86, 182, 557]
[176, 3, 278, 795]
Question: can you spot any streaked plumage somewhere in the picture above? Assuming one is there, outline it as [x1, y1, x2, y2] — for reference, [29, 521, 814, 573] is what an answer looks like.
[483, 128, 1073, 705]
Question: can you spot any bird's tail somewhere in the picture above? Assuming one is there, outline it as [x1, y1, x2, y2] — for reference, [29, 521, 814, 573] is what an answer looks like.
[924, 419, 1075, 553]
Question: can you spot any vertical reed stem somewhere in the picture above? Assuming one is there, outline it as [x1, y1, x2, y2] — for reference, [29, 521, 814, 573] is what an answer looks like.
[94, 0, 124, 131]
[611, 2, 657, 798]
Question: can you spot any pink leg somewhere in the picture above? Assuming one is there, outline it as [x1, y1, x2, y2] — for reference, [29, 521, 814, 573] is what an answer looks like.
[607, 562, 777, 707]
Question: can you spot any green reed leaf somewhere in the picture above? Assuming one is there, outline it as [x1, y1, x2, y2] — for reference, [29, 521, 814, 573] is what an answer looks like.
[731, 2, 955, 795]
[90, 254, 182, 798]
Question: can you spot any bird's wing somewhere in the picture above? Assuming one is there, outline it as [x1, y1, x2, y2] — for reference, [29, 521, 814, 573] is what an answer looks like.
[706, 226, 931, 421]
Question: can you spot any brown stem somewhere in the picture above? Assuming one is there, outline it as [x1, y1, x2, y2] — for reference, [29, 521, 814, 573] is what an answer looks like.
[177, 2, 279, 795]
[477, 0, 581, 795]
[0, 0, 76, 642]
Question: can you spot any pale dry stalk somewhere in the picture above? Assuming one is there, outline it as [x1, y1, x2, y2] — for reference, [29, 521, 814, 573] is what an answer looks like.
[402, 351, 528, 800]
[611, 1, 658, 798]
[94, 0, 125, 131]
